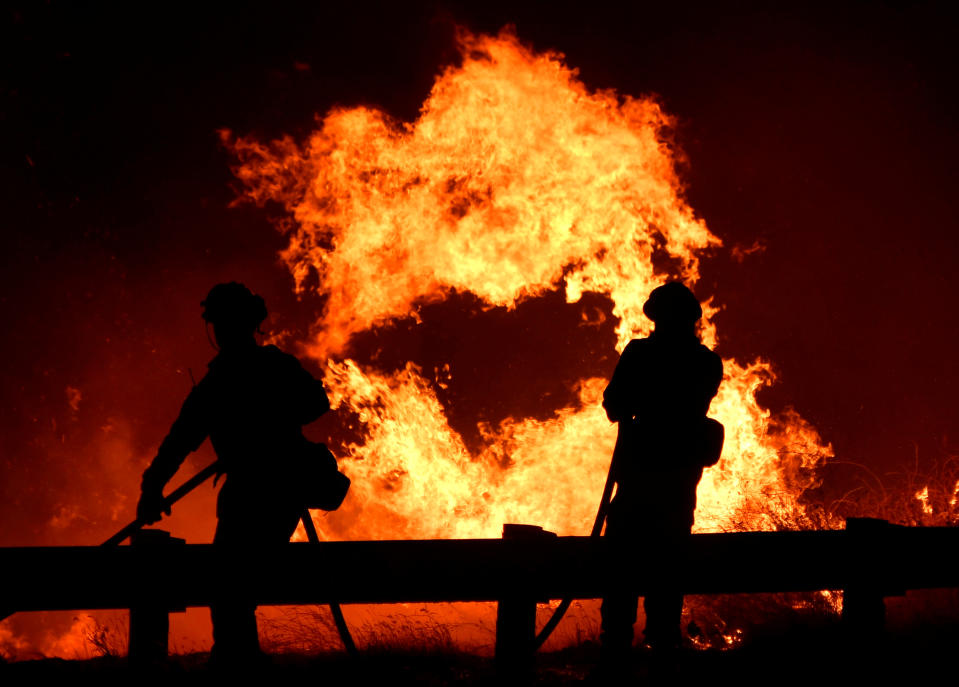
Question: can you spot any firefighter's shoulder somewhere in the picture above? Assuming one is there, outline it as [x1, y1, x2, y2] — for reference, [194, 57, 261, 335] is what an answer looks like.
[698, 343, 723, 376]
[623, 337, 650, 352]
[622, 337, 654, 357]
[260, 344, 313, 374]
[260, 343, 297, 364]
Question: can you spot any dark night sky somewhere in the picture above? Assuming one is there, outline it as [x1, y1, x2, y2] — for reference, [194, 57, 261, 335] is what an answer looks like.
[2, 1, 959, 544]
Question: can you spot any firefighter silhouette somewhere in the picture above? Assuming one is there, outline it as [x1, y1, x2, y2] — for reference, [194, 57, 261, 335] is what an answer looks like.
[600, 281, 723, 657]
[136, 282, 331, 664]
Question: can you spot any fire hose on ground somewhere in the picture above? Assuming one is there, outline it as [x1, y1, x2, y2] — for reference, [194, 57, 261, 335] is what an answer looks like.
[531, 427, 619, 650]
[532, 416, 724, 649]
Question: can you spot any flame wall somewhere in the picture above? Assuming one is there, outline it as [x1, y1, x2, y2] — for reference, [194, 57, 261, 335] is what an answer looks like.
[228, 30, 832, 542]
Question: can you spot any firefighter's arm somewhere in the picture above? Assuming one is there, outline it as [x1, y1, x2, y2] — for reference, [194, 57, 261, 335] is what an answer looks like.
[705, 350, 724, 405]
[137, 385, 210, 524]
[608, 421, 628, 484]
[602, 340, 639, 422]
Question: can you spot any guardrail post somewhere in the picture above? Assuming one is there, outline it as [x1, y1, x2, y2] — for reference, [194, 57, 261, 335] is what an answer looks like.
[495, 524, 555, 681]
[128, 529, 185, 665]
[842, 518, 888, 639]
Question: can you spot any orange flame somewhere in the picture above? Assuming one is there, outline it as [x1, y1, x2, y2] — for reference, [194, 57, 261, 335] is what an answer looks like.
[228, 28, 833, 541]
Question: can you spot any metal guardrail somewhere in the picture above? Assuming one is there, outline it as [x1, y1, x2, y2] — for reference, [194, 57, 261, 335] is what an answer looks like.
[2, 519, 955, 669]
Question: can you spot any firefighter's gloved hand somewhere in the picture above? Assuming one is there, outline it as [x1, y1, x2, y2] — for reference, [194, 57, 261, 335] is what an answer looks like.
[136, 487, 170, 524]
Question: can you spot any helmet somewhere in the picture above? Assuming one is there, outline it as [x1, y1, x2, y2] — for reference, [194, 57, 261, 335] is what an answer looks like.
[642, 282, 702, 324]
[201, 282, 267, 329]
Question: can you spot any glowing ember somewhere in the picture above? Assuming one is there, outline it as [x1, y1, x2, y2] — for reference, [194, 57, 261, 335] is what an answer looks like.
[229, 28, 831, 541]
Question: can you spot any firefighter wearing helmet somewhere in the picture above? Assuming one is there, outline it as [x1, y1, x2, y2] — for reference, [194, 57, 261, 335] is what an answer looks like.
[136, 282, 331, 665]
[599, 281, 724, 661]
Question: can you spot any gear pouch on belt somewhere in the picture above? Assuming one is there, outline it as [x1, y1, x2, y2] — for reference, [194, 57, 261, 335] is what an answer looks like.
[302, 441, 351, 511]
[698, 417, 725, 468]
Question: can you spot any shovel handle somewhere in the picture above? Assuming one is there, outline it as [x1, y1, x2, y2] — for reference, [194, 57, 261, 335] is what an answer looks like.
[101, 461, 220, 547]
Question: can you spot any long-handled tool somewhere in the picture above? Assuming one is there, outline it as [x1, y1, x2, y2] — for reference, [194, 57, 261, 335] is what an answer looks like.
[101, 461, 221, 547]
[0, 462, 221, 623]
[105, 461, 358, 654]
[3, 461, 360, 656]
[106, 465, 358, 654]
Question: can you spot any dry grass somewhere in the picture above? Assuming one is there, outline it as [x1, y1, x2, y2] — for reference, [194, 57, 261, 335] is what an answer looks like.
[821, 456, 959, 527]
[83, 614, 129, 658]
[259, 604, 490, 657]
[259, 606, 344, 655]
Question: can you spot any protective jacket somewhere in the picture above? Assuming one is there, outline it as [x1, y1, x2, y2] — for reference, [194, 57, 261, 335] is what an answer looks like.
[142, 343, 330, 518]
[602, 330, 723, 529]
